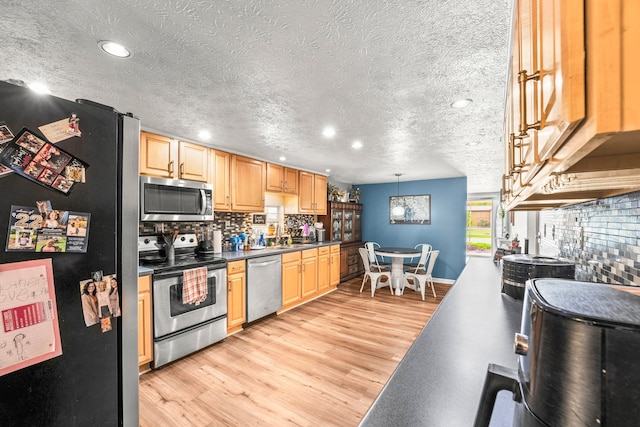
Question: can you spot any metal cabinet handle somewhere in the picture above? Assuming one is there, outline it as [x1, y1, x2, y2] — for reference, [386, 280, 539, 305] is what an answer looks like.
[179, 163, 185, 177]
[518, 69, 540, 137]
[168, 161, 174, 174]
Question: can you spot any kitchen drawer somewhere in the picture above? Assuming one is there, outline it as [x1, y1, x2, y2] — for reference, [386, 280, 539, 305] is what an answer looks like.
[318, 246, 330, 256]
[282, 251, 300, 263]
[302, 248, 318, 259]
[330, 244, 340, 253]
[346, 254, 358, 266]
[227, 260, 245, 274]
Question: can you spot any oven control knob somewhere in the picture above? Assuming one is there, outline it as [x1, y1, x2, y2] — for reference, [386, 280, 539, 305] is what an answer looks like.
[188, 237, 194, 243]
[144, 238, 150, 244]
[179, 236, 186, 242]
[514, 333, 529, 355]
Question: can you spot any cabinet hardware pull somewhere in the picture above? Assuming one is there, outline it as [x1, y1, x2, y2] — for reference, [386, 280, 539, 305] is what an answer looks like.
[180, 163, 185, 176]
[168, 161, 174, 174]
[518, 70, 541, 137]
[509, 133, 528, 175]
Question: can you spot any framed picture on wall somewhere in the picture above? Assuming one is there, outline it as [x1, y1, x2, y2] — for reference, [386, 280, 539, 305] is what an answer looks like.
[389, 194, 431, 224]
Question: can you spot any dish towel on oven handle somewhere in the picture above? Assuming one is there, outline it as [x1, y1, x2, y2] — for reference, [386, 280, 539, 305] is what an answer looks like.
[182, 266, 208, 305]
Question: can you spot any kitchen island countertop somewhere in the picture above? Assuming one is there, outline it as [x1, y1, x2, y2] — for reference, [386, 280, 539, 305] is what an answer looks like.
[359, 257, 522, 427]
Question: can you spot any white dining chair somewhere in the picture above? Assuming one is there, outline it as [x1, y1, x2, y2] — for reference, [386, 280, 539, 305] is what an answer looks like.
[403, 243, 432, 271]
[364, 241, 391, 268]
[358, 248, 392, 297]
[403, 250, 439, 300]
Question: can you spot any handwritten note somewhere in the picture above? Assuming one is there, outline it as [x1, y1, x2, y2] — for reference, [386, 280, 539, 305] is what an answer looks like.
[0, 259, 62, 376]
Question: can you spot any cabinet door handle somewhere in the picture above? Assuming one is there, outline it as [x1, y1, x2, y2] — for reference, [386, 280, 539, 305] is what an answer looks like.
[518, 69, 541, 137]
[168, 161, 174, 174]
[180, 163, 185, 177]
[508, 133, 528, 175]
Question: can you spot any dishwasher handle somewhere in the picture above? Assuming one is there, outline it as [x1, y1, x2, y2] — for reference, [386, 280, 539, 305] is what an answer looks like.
[248, 258, 281, 268]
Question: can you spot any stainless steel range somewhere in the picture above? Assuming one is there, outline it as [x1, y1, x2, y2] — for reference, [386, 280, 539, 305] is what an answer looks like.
[138, 233, 227, 368]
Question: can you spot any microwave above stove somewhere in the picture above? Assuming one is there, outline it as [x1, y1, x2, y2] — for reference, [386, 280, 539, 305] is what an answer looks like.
[140, 175, 213, 222]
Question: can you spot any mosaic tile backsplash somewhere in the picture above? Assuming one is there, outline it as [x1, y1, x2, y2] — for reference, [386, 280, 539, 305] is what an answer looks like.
[539, 191, 640, 286]
[139, 212, 316, 245]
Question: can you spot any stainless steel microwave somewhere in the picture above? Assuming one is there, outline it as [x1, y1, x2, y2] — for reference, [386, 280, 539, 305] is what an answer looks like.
[140, 176, 213, 222]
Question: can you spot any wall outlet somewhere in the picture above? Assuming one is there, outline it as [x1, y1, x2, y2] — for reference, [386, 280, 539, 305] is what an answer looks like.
[225, 220, 231, 228]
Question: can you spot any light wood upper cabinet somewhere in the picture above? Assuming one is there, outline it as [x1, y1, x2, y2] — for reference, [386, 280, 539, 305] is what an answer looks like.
[504, 0, 585, 200]
[140, 132, 177, 178]
[503, 0, 640, 210]
[231, 155, 265, 212]
[138, 274, 153, 367]
[266, 163, 299, 194]
[179, 141, 209, 182]
[227, 260, 246, 334]
[298, 172, 327, 214]
[140, 131, 208, 182]
[210, 149, 231, 211]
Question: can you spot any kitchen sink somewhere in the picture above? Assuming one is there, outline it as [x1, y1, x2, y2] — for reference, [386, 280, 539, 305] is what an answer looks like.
[266, 244, 306, 249]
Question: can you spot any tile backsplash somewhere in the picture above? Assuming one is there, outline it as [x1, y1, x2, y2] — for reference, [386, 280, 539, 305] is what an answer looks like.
[139, 212, 316, 244]
[539, 191, 640, 286]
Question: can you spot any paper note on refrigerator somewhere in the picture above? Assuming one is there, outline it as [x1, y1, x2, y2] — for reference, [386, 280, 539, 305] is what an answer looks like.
[0, 259, 62, 377]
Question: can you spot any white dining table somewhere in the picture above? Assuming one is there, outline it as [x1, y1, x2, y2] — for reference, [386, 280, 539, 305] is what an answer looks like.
[375, 247, 421, 295]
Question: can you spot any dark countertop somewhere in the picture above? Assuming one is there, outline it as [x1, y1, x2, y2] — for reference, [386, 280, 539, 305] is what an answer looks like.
[217, 240, 340, 262]
[359, 257, 523, 427]
[138, 266, 153, 276]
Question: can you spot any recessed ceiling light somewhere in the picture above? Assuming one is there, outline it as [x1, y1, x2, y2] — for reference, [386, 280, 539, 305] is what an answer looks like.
[352, 140, 363, 149]
[325, 169, 331, 173]
[322, 126, 336, 138]
[279, 156, 286, 162]
[27, 82, 50, 94]
[451, 98, 473, 108]
[98, 40, 132, 58]
[466, 141, 481, 146]
[198, 130, 211, 140]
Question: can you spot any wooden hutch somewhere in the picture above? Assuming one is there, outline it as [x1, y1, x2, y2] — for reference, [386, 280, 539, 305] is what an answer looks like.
[318, 201, 364, 282]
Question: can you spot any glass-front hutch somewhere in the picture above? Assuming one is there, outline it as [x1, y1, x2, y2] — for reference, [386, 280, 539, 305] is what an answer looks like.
[318, 201, 363, 281]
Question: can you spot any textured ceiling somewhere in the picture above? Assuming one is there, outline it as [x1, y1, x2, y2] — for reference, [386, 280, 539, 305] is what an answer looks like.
[2, 0, 512, 193]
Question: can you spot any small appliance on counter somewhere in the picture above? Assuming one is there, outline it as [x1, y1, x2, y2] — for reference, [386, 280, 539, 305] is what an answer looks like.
[315, 221, 325, 242]
[501, 254, 575, 299]
[475, 278, 640, 427]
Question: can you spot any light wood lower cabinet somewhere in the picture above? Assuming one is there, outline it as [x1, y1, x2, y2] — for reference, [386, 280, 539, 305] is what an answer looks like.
[301, 248, 318, 299]
[280, 245, 340, 313]
[138, 274, 153, 368]
[282, 251, 302, 309]
[227, 260, 246, 334]
[330, 244, 341, 287]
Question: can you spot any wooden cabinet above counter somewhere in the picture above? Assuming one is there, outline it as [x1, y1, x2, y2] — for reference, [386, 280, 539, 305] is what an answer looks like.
[503, 0, 640, 211]
[140, 131, 209, 182]
[140, 131, 327, 214]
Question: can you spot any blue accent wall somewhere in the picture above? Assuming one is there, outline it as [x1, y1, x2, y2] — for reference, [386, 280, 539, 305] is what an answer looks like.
[357, 177, 467, 281]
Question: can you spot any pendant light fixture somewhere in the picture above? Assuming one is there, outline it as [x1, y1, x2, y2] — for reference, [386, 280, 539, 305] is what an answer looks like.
[391, 173, 405, 216]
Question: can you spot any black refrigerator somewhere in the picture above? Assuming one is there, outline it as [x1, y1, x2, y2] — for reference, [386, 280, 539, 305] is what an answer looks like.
[0, 80, 139, 426]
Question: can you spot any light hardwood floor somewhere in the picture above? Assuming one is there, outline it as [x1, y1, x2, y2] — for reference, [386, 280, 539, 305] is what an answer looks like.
[139, 276, 449, 426]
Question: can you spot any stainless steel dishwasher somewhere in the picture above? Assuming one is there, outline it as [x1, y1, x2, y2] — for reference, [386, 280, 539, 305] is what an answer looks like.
[246, 255, 282, 323]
